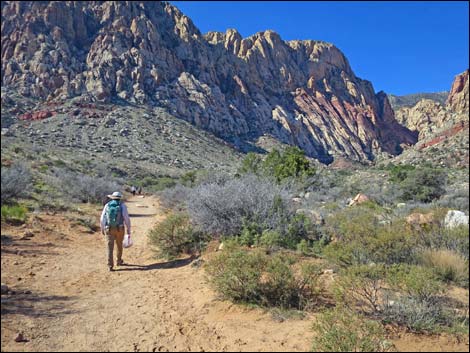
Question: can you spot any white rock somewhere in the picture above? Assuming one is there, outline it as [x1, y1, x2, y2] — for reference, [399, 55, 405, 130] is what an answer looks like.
[444, 210, 469, 228]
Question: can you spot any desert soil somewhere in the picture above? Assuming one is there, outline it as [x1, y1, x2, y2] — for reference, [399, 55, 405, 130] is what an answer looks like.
[1, 195, 469, 352]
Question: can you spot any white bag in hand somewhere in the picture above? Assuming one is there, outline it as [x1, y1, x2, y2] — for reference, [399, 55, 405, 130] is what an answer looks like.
[123, 234, 133, 248]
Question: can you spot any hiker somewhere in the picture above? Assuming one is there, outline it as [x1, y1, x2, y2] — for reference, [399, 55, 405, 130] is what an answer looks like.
[100, 191, 131, 271]
[138, 186, 142, 195]
[131, 185, 136, 196]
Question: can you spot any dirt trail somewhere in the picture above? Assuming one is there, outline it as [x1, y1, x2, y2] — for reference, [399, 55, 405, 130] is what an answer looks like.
[2, 195, 469, 352]
[1, 196, 313, 352]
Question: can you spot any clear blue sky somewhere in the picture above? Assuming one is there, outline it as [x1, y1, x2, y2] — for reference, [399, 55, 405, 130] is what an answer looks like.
[171, 1, 469, 95]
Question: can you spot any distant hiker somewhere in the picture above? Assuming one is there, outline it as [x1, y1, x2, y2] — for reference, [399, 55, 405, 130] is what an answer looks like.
[138, 186, 142, 195]
[131, 185, 137, 196]
[100, 191, 131, 271]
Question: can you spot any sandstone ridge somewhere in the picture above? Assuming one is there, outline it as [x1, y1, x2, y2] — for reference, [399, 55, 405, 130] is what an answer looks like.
[1, 1, 418, 163]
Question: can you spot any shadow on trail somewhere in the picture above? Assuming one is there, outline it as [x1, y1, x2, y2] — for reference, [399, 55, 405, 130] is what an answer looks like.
[128, 213, 158, 218]
[1, 290, 79, 318]
[113, 257, 194, 272]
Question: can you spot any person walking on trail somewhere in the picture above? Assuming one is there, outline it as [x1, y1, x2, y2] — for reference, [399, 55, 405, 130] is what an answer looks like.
[100, 191, 131, 271]
[131, 185, 137, 196]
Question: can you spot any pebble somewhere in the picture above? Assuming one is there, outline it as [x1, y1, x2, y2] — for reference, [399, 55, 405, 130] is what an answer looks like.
[14, 333, 28, 343]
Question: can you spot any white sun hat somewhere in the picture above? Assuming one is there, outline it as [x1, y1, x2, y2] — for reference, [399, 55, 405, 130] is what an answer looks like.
[107, 191, 123, 199]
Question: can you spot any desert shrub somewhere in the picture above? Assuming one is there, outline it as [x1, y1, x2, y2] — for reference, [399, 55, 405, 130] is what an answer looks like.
[258, 230, 283, 250]
[180, 171, 198, 187]
[381, 296, 460, 333]
[148, 213, 208, 259]
[387, 164, 416, 183]
[398, 167, 447, 203]
[232, 214, 320, 250]
[323, 208, 416, 266]
[261, 255, 322, 309]
[311, 306, 394, 352]
[262, 147, 316, 182]
[297, 239, 310, 255]
[324, 206, 379, 242]
[436, 183, 469, 212]
[206, 247, 267, 303]
[239, 147, 315, 183]
[334, 264, 387, 314]
[206, 248, 322, 310]
[188, 174, 292, 237]
[386, 264, 443, 301]
[412, 222, 469, 260]
[51, 169, 120, 204]
[147, 176, 177, 192]
[1, 204, 27, 224]
[419, 249, 469, 287]
[1, 163, 32, 204]
[238, 152, 263, 175]
[158, 184, 191, 211]
[442, 226, 470, 260]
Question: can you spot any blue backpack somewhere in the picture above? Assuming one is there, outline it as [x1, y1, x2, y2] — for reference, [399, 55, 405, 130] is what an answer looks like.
[106, 200, 123, 227]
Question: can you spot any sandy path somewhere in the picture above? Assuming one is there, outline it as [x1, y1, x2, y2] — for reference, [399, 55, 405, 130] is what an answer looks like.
[1, 196, 314, 352]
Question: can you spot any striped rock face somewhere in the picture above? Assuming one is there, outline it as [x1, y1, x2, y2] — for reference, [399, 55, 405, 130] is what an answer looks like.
[1, 1, 417, 163]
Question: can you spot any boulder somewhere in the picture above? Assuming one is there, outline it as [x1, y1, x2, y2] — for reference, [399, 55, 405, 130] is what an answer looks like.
[444, 210, 469, 229]
[406, 212, 437, 228]
[348, 193, 370, 206]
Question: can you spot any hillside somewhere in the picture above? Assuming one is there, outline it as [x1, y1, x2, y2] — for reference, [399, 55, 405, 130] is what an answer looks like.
[388, 92, 449, 110]
[1, 1, 417, 164]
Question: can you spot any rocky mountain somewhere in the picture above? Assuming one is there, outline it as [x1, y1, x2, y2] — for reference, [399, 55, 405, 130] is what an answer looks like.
[390, 70, 469, 168]
[1, 1, 417, 164]
[447, 70, 469, 114]
[388, 92, 448, 110]
[394, 70, 468, 140]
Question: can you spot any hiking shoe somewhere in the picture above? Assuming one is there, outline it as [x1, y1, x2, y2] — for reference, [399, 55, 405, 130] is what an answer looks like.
[108, 266, 114, 272]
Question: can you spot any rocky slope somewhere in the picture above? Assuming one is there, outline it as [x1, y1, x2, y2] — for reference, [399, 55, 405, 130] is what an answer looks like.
[395, 70, 468, 140]
[390, 70, 469, 168]
[388, 92, 448, 110]
[1, 1, 417, 163]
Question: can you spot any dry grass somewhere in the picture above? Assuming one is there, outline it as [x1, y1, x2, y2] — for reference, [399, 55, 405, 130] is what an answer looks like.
[420, 249, 469, 286]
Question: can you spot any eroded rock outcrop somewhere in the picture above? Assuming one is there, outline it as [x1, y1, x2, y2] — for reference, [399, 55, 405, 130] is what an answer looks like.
[447, 70, 469, 114]
[395, 70, 469, 140]
[1, 1, 417, 163]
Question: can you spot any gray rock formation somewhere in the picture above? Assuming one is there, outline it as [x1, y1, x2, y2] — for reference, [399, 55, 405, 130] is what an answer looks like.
[1, 1, 418, 163]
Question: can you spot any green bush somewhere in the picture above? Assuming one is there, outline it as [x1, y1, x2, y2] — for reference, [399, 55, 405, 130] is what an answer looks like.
[1, 204, 28, 224]
[399, 167, 447, 203]
[238, 147, 315, 183]
[387, 164, 416, 183]
[205, 248, 322, 310]
[180, 171, 198, 187]
[238, 152, 262, 175]
[311, 306, 394, 352]
[148, 213, 208, 259]
[206, 247, 267, 303]
[323, 207, 416, 266]
[386, 264, 443, 301]
[258, 229, 283, 250]
[334, 264, 387, 314]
